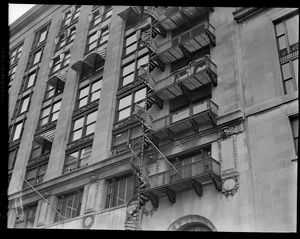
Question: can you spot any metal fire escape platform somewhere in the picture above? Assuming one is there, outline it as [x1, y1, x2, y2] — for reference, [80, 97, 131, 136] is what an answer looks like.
[140, 156, 221, 200]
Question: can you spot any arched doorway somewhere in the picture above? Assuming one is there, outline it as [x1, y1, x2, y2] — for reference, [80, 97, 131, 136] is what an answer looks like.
[166, 214, 217, 231]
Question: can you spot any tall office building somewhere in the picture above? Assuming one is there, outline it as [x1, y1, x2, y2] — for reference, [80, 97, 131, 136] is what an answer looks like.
[8, 5, 298, 231]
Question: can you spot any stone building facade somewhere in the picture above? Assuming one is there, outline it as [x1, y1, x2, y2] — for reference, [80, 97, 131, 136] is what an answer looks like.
[8, 5, 298, 231]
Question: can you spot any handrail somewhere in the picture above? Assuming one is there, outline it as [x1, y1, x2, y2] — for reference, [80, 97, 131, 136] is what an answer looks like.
[155, 20, 213, 50]
[146, 157, 220, 187]
[153, 56, 216, 90]
[152, 98, 217, 128]
[125, 193, 143, 230]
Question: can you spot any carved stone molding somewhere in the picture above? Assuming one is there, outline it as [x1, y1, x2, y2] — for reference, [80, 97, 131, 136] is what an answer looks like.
[82, 214, 95, 229]
[89, 173, 98, 184]
[217, 126, 236, 141]
[222, 174, 239, 197]
[217, 126, 240, 197]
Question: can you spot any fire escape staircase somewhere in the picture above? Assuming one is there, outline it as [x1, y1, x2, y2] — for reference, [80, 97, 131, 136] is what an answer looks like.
[121, 6, 220, 231]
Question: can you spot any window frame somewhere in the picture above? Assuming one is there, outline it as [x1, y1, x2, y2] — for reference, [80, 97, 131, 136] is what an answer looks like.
[11, 121, 24, 142]
[70, 110, 98, 142]
[116, 86, 147, 122]
[120, 26, 151, 88]
[39, 100, 62, 127]
[26, 47, 44, 70]
[49, 50, 71, 75]
[14, 204, 38, 228]
[60, 5, 81, 29]
[85, 24, 110, 55]
[106, 174, 135, 208]
[23, 163, 48, 189]
[290, 115, 298, 156]
[10, 42, 23, 66]
[55, 189, 83, 222]
[89, 5, 112, 29]
[76, 77, 102, 109]
[32, 24, 50, 50]
[63, 145, 92, 173]
[21, 70, 38, 92]
[9, 147, 19, 171]
[274, 12, 299, 95]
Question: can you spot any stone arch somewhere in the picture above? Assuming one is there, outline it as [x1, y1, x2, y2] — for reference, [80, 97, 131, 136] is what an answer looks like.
[166, 214, 217, 231]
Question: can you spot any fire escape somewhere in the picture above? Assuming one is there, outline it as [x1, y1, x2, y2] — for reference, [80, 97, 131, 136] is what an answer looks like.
[117, 6, 221, 230]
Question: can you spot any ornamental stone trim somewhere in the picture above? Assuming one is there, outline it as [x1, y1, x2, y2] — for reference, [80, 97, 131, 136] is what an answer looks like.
[166, 214, 217, 231]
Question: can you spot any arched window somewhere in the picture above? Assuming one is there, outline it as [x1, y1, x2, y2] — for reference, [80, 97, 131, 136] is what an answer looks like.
[167, 214, 217, 231]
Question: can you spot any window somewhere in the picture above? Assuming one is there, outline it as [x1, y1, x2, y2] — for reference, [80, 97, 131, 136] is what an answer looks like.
[112, 125, 142, 152]
[9, 147, 19, 170]
[106, 175, 135, 208]
[22, 71, 37, 91]
[55, 189, 83, 222]
[89, 6, 112, 29]
[169, 84, 211, 113]
[55, 25, 77, 52]
[39, 100, 61, 127]
[50, 51, 71, 74]
[30, 140, 52, 160]
[290, 116, 298, 155]
[85, 25, 110, 53]
[70, 111, 98, 142]
[275, 13, 299, 94]
[23, 163, 48, 189]
[14, 204, 37, 228]
[11, 121, 24, 142]
[170, 45, 210, 73]
[77, 78, 102, 108]
[117, 87, 146, 121]
[171, 147, 211, 181]
[10, 42, 23, 65]
[61, 5, 81, 29]
[18, 95, 31, 115]
[9, 65, 17, 81]
[63, 145, 92, 173]
[32, 24, 50, 49]
[26, 48, 44, 69]
[120, 26, 151, 87]
[44, 81, 65, 99]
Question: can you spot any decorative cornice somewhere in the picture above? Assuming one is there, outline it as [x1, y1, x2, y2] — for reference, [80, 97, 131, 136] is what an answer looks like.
[10, 5, 53, 38]
[232, 7, 267, 23]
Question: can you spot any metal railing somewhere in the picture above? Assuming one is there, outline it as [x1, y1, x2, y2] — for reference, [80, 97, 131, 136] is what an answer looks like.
[154, 55, 217, 91]
[147, 157, 220, 189]
[152, 98, 218, 131]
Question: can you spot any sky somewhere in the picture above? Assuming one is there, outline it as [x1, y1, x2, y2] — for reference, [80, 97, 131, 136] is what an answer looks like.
[9, 4, 35, 25]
